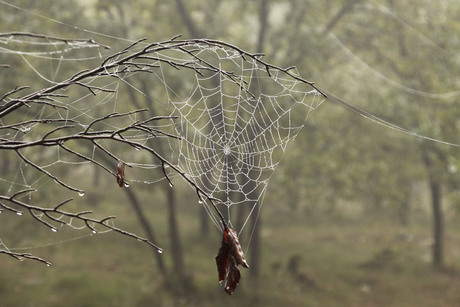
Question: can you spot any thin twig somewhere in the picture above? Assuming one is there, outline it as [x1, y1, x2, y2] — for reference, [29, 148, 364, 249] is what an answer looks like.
[0, 250, 52, 266]
[0, 194, 162, 252]
[0, 86, 29, 102]
[15, 149, 84, 194]
[0, 32, 110, 49]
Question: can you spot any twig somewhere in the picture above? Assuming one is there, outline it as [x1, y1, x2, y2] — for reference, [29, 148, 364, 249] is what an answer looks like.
[0, 86, 29, 102]
[0, 32, 110, 49]
[15, 149, 84, 194]
[0, 250, 52, 266]
[0, 194, 162, 252]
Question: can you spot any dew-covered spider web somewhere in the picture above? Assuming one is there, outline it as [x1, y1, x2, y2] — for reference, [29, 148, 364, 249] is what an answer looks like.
[0, 30, 325, 251]
[155, 42, 326, 231]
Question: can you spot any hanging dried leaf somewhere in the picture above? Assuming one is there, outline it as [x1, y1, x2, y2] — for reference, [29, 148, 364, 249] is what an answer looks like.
[215, 227, 249, 295]
[116, 161, 125, 187]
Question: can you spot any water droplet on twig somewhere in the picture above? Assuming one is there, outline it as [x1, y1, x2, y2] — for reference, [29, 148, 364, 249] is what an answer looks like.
[78, 191, 85, 197]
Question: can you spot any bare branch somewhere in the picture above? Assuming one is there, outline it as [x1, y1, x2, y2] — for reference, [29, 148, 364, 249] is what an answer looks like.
[0, 32, 111, 49]
[0, 119, 76, 131]
[42, 125, 75, 139]
[0, 86, 30, 102]
[59, 144, 115, 177]
[15, 149, 84, 194]
[0, 194, 162, 252]
[0, 250, 52, 266]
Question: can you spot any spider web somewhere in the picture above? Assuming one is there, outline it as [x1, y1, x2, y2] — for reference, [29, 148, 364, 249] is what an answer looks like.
[0, 33, 325, 262]
[156, 43, 326, 230]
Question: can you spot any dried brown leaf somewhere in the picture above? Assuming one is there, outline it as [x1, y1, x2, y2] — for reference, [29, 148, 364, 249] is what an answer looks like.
[116, 161, 125, 187]
[215, 227, 249, 295]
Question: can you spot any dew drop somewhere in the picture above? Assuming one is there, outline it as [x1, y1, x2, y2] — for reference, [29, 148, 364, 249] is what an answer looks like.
[51, 228, 58, 232]
[92, 230, 97, 234]
[169, 182, 174, 188]
[158, 249, 163, 254]
[16, 211, 24, 216]
[124, 182, 130, 188]
[78, 191, 85, 197]
[198, 200, 203, 204]
[134, 146, 141, 151]
[46, 263, 52, 267]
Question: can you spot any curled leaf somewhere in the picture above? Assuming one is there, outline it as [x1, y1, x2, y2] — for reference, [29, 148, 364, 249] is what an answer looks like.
[215, 227, 249, 295]
[116, 161, 125, 187]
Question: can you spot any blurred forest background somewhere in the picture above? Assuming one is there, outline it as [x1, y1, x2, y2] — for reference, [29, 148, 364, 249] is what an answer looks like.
[2, 0, 460, 306]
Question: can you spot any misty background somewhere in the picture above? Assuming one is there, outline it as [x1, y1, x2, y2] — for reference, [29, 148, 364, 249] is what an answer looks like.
[1, 1, 460, 306]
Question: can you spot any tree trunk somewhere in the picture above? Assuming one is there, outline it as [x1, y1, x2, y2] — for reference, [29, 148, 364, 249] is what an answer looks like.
[247, 0, 270, 280]
[123, 186, 167, 275]
[429, 178, 443, 268]
[249, 210, 261, 279]
[175, 0, 202, 38]
[165, 182, 188, 286]
[95, 152, 167, 275]
[141, 80, 190, 289]
[173, 0, 210, 237]
[421, 146, 444, 269]
[323, 0, 362, 34]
